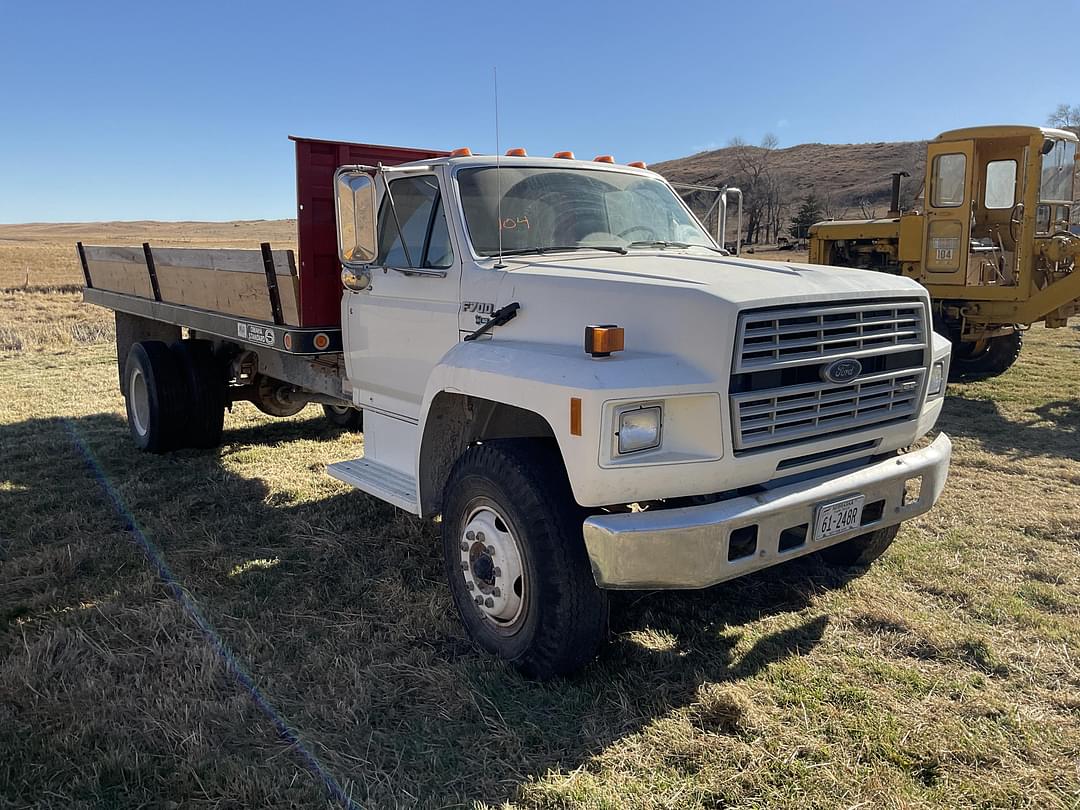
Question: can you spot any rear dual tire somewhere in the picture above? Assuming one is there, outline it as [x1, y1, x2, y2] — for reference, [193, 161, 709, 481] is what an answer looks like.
[123, 339, 224, 452]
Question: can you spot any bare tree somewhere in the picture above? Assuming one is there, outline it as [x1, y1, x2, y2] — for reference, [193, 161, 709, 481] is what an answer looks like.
[728, 133, 780, 245]
[1047, 103, 1080, 133]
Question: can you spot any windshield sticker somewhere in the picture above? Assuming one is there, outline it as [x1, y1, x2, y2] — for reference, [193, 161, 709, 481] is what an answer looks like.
[499, 216, 530, 230]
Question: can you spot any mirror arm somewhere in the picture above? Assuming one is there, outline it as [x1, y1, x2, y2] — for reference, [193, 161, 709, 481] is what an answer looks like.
[380, 165, 415, 269]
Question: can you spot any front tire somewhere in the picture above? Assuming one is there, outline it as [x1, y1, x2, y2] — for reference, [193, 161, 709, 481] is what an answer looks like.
[819, 524, 899, 567]
[949, 331, 1022, 381]
[441, 440, 608, 679]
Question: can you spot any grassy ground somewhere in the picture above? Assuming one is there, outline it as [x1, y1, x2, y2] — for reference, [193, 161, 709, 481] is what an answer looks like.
[2, 234, 1079, 808]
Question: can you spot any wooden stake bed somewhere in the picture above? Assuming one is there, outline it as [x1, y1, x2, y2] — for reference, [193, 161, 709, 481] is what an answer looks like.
[79, 243, 301, 326]
[79, 241, 342, 356]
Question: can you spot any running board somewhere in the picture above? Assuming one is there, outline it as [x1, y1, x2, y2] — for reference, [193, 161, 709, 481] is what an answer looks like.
[326, 458, 419, 515]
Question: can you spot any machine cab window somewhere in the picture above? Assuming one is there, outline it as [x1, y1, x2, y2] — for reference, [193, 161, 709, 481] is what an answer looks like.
[931, 153, 967, 208]
[984, 160, 1017, 210]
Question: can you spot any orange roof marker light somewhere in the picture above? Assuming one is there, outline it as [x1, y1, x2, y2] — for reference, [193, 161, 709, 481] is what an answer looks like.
[553, 151, 575, 159]
[450, 147, 472, 157]
[593, 155, 615, 163]
[505, 147, 527, 156]
[627, 161, 647, 169]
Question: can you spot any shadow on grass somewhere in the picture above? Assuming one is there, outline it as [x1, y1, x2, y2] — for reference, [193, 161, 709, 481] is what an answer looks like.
[0, 411, 854, 808]
[936, 394, 1080, 461]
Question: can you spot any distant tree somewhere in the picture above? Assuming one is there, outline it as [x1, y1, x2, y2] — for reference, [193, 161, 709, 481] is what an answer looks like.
[728, 133, 780, 244]
[789, 193, 824, 239]
[1047, 103, 1080, 134]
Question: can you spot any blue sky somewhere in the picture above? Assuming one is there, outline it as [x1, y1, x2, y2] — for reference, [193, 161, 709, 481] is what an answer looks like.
[2, 0, 1075, 222]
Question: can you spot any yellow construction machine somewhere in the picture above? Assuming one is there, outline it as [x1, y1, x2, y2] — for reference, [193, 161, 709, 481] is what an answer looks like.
[808, 125, 1079, 378]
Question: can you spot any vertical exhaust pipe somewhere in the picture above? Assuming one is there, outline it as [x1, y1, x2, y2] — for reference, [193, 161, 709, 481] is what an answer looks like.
[888, 171, 910, 218]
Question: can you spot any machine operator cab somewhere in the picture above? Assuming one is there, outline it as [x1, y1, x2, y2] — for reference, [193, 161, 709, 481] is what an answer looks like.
[923, 125, 1078, 288]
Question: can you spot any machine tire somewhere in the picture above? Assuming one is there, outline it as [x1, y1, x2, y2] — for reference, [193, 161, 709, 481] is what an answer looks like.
[441, 439, 608, 679]
[170, 339, 225, 449]
[949, 331, 1023, 381]
[322, 403, 363, 430]
[123, 341, 189, 453]
[819, 524, 899, 568]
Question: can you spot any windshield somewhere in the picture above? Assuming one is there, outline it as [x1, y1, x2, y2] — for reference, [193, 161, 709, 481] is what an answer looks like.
[1040, 139, 1076, 203]
[456, 166, 717, 256]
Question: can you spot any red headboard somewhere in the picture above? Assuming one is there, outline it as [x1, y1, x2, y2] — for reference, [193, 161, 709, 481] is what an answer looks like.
[290, 136, 449, 327]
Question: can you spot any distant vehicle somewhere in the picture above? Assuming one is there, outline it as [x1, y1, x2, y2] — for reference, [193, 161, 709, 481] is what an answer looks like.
[809, 125, 1080, 379]
[79, 136, 952, 677]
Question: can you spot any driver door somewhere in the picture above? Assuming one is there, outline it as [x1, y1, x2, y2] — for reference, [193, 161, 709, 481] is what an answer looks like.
[343, 170, 460, 420]
[923, 140, 975, 285]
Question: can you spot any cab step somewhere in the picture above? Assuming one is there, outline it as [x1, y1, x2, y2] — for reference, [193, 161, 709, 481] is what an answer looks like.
[326, 457, 419, 514]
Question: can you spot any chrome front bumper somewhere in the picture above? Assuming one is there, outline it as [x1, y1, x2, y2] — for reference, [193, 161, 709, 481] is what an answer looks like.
[582, 433, 952, 589]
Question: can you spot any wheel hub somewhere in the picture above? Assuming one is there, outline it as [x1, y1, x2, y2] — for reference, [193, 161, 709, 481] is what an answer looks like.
[460, 506, 525, 625]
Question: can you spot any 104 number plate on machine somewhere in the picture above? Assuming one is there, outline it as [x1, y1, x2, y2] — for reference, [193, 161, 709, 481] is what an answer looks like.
[813, 495, 865, 541]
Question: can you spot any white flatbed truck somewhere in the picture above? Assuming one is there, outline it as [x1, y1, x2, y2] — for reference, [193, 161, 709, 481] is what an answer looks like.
[80, 136, 953, 678]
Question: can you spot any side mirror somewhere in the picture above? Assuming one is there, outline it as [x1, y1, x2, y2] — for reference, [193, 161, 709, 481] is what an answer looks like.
[334, 168, 377, 268]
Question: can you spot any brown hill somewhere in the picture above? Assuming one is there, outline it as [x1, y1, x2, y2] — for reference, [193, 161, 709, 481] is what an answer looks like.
[655, 140, 928, 221]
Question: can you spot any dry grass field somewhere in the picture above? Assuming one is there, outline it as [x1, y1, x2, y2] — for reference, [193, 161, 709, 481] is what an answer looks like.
[1, 224, 1079, 809]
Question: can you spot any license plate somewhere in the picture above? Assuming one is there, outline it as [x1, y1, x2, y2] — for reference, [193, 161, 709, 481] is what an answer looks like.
[813, 495, 865, 541]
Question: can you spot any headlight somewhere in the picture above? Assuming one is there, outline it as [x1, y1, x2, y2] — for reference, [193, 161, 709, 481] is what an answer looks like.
[927, 361, 945, 397]
[617, 404, 662, 454]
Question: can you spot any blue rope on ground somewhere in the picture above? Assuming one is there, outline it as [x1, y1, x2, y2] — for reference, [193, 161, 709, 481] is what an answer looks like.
[66, 420, 362, 810]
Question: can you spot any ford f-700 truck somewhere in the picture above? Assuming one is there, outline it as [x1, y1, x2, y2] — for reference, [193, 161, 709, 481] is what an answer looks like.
[79, 136, 953, 678]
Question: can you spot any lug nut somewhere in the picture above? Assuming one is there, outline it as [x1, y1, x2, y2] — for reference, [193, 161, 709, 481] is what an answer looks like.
[460, 541, 469, 551]
[475, 596, 484, 605]
[461, 562, 468, 570]
[492, 587, 501, 597]
[485, 597, 494, 608]
[487, 545, 495, 555]
[466, 530, 475, 541]
[467, 581, 474, 590]
[476, 531, 485, 543]
[493, 567, 502, 577]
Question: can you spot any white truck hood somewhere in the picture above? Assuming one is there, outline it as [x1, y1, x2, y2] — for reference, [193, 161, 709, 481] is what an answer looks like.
[480, 249, 931, 383]
[500, 250, 926, 308]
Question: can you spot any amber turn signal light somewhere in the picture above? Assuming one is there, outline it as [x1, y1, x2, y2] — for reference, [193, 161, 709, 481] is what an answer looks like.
[593, 155, 615, 163]
[585, 324, 624, 358]
[553, 150, 575, 159]
[627, 160, 647, 169]
[505, 147, 527, 156]
[450, 147, 472, 157]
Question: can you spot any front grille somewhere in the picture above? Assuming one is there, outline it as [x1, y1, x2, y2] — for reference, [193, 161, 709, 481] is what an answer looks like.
[734, 300, 927, 373]
[731, 300, 928, 453]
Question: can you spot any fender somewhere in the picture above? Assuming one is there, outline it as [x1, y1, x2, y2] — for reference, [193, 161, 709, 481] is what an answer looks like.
[417, 338, 717, 510]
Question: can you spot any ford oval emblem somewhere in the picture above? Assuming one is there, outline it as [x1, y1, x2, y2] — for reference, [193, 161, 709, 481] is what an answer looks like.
[822, 358, 862, 384]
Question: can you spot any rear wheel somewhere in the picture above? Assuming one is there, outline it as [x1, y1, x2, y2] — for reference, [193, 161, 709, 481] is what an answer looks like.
[170, 339, 225, 448]
[322, 403, 363, 430]
[949, 330, 1022, 381]
[819, 524, 899, 567]
[123, 341, 188, 452]
[441, 440, 608, 679]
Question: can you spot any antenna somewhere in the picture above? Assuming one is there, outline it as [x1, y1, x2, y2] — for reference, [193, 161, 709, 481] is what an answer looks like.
[494, 66, 506, 269]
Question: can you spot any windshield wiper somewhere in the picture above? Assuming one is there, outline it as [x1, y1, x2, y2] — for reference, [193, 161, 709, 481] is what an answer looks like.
[492, 244, 628, 257]
[628, 240, 724, 253]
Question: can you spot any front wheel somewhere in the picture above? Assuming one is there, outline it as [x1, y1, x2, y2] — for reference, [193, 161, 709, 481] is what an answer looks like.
[819, 524, 899, 567]
[441, 440, 608, 679]
[949, 331, 1022, 381]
